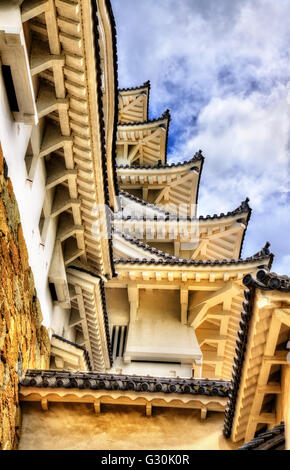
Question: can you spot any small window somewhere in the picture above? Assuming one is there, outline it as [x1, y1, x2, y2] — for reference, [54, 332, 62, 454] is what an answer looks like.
[111, 325, 127, 360]
[39, 209, 45, 237]
[2, 65, 19, 112]
[49, 282, 58, 301]
[25, 140, 33, 176]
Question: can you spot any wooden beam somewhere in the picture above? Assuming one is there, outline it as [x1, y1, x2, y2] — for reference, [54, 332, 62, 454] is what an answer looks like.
[188, 282, 240, 327]
[45, 0, 61, 55]
[263, 351, 289, 365]
[180, 288, 188, 325]
[275, 309, 290, 328]
[146, 403, 152, 417]
[257, 383, 282, 394]
[251, 413, 276, 424]
[128, 285, 139, 322]
[94, 400, 101, 414]
[41, 398, 49, 411]
[21, 0, 48, 23]
[200, 407, 207, 420]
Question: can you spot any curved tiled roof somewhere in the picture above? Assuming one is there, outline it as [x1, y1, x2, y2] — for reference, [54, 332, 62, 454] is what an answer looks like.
[244, 268, 290, 292]
[104, 0, 120, 202]
[223, 282, 255, 438]
[238, 423, 285, 450]
[118, 81, 151, 130]
[52, 334, 92, 372]
[92, 0, 118, 277]
[114, 230, 179, 261]
[114, 243, 272, 267]
[117, 109, 170, 128]
[119, 80, 151, 93]
[69, 266, 113, 366]
[118, 190, 251, 223]
[117, 150, 204, 170]
[223, 264, 287, 440]
[20, 370, 230, 397]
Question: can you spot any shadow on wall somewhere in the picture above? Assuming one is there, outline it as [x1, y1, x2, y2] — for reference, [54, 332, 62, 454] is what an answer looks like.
[19, 402, 239, 450]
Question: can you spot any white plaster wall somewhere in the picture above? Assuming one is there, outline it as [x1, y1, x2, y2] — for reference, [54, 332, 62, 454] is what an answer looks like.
[19, 402, 238, 450]
[0, 4, 67, 333]
[106, 288, 130, 326]
[0, 1, 23, 35]
[125, 290, 201, 364]
[109, 358, 192, 378]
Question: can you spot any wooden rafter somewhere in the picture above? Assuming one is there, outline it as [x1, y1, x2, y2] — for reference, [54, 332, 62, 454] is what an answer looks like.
[231, 289, 290, 444]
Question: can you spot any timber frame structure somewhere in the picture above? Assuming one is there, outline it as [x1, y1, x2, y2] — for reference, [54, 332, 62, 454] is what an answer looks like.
[0, 0, 289, 451]
[224, 270, 290, 448]
[8, 0, 120, 370]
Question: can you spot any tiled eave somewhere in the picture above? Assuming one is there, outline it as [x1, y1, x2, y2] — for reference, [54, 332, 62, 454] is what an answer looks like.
[113, 230, 175, 261]
[117, 110, 170, 129]
[113, 254, 272, 284]
[238, 422, 285, 450]
[51, 334, 92, 371]
[223, 268, 289, 442]
[114, 250, 272, 268]
[20, 0, 119, 278]
[20, 370, 230, 397]
[117, 150, 204, 171]
[118, 190, 250, 223]
[244, 270, 290, 292]
[119, 81, 151, 94]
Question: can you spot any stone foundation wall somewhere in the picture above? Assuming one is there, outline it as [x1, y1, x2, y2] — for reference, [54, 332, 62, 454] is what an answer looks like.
[0, 143, 50, 450]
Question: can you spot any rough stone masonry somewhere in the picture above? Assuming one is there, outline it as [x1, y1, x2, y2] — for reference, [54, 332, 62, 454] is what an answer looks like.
[0, 142, 50, 450]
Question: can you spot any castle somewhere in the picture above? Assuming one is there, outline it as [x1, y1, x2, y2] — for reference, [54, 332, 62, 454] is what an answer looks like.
[0, 0, 289, 450]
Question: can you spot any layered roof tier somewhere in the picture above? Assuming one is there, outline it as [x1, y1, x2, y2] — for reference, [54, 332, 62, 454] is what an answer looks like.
[118, 81, 150, 123]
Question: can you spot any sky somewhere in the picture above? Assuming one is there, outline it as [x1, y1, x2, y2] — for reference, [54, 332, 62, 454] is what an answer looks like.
[111, 0, 290, 274]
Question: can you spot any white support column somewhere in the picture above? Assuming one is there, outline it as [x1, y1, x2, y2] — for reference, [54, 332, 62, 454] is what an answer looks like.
[200, 407, 207, 420]
[174, 241, 180, 257]
[127, 285, 139, 322]
[193, 359, 202, 378]
[180, 288, 188, 325]
[146, 402, 152, 416]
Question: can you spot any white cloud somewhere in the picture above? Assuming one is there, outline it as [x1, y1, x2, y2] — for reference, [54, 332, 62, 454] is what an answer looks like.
[111, 0, 290, 274]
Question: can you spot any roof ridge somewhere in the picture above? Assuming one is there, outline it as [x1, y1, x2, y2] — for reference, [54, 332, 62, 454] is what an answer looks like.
[118, 189, 177, 218]
[20, 369, 230, 397]
[114, 229, 179, 260]
[119, 80, 151, 93]
[243, 264, 290, 292]
[52, 334, 92, 371]
[223, 265, 287, 440]
[117, 150, 204, 170]
[118, 190, 251, 222]
[238, 422, 285, 450]
[114, 247, 272, 267]
[118, 112, 170, 127]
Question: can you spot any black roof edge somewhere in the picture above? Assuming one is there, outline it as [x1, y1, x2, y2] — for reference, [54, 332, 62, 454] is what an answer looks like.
[91, 0, 116, 278]
[20, 369, 231, 397]
[117, 111, 170, 128]
[119, 80, 151, 93]
[114, 228, 178, 261]
[51, 334, 92, 372]
[117, 149, 204, 170]
[238, 422, 285, 450]
[118, 189, 252, 223]
[114, 248, 272, 267]
[223, 261, 286, 440]
[69, 264, 113, 367]
[238, 198, 252, 259]
[118, 80, 151, 122]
